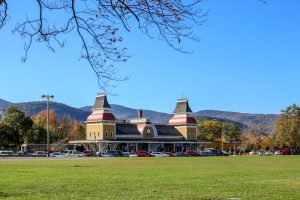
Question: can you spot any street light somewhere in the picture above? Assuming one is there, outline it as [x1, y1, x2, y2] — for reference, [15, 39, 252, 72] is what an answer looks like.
[42, 94, 54, 157]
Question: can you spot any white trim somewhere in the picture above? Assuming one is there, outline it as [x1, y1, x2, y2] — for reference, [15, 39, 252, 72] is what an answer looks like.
[86, 121, 116, 124]
[69, 140, 210, 144]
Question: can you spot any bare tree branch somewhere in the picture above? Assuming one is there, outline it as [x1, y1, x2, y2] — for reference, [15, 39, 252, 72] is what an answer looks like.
[1, 0, 206, 92]
[0, 0, 7, 29]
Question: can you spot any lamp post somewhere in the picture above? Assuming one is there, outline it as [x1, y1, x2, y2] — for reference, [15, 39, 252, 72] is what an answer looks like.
[42, 94, 54, 157]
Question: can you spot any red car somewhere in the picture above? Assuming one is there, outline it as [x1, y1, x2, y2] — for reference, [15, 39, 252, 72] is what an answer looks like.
[133, 151, 153, 157]
[163, 152, 176, 157]
[184, 150, 201, 157]
[281, 149, 290, 155]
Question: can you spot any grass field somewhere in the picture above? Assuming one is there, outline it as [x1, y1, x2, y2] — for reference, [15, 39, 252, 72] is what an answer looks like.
[0, 156, 300, 200]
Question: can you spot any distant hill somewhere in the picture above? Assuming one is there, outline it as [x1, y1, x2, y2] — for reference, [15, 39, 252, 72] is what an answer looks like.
[195, 110, 279, 134]
[0, 98, 279, 134]
[0, 99, 12, 110]
[82, 104, 172, 124]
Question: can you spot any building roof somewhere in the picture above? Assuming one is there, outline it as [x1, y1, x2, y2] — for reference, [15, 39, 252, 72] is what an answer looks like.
[116, 124, 141, 136]
[173, 99, 193, 114]
[168, 116, 197, 125]
[87, 112, 116, 122]
[155, 125, 183, 137]
[93, 93, 111, 110]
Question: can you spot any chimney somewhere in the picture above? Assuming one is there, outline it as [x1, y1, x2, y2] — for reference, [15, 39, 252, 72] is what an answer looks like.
[138, 110, 143, 118]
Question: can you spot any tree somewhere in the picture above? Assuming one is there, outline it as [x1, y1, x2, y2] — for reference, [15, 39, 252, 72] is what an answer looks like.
[67, 121, 85, 141]
[197, 120, 222, 141]
[281, 104, 300, 116]
[0, 123, 12, 148]
[222, 122, 242, 142]
[0, 106, 33, 148]
[26, 123, 47, 144]
[33, 109, 57, 130]
[239, 132, 260, 152]
[0, 0, 205, 90]
[274, 105, 300, 149]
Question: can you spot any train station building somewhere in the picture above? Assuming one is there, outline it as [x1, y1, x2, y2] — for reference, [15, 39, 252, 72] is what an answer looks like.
[69, 93, 209, 152]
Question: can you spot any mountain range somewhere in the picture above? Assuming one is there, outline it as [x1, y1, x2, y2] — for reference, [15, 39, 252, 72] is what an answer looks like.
[0, 98, 279, 134]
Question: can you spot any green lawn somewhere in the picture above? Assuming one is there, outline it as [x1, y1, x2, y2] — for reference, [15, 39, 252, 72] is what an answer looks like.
[0, 156, 300, 200]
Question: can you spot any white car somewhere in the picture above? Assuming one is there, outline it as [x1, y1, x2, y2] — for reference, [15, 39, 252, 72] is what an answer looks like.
[50, 152, 65, 158]
[151, 152, 167, 157]
[64, 150, 85, 157]
[32, 151, 47, 157]
[0, 151, 14, 156]
[249, 151, 258, 155]
[265, 151, 273, 156]
[274, 150, 281, 155]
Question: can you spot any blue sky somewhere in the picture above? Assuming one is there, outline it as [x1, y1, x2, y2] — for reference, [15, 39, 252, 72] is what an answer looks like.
[0, 1, 299, 114]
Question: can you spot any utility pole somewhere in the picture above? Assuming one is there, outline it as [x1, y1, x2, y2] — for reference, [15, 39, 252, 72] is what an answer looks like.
[42, 94, 54, 157]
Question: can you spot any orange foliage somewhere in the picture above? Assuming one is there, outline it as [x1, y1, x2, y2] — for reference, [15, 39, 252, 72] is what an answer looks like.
[33, 109, 57, 130]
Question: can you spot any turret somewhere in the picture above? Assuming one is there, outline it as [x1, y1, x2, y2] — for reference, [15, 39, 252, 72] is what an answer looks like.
[86, 93, 116, 141]
[87, 93, 116, 122]
[168, 99, 197, 125]
[169, 99, 197, 141]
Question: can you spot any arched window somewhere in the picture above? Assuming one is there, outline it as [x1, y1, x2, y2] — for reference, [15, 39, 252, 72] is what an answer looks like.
[105, 131, 108, 138]
[110, 131, 113, 138]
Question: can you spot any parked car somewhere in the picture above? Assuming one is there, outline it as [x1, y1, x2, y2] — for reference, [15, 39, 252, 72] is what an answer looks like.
[249, 151, 258, 156]
[64, 150, 85, 157]
[106, 150, 123, 157]
[129, 153, 138, 157]
[184, 150, 201, 157]
[281, 149, 290, 155]
[151, 152, 167, 157]
[264, 151, 273, 156]
[12, 151, 26, 157]
[32, 151, 47, 157]
[222, 151, 230, 156]
[274, 150, 282, 155]
[0, 151, 14, 156]
[99, 152, 114, 157]
[121, 152, 131, 157]
[175, 152, 188, 157]
[131, 151, 153, 157]
[201, 150, 214, 156]
[50, 152, 65, 158]
[83, 150, 95, 157]
[163, 152, 176, 157]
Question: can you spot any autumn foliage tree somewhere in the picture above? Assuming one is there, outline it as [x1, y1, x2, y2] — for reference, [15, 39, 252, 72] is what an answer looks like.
[67, 121, 85, 141]
[274, 104, 300, 149]
[33, 109, 57, 130]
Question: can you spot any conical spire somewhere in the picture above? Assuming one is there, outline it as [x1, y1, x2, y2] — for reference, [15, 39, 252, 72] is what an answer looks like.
[173, 99, 193, 114]
[87, 93, 116, 122]
[92, 93, 111, 111]
[169, 99, 196, 125]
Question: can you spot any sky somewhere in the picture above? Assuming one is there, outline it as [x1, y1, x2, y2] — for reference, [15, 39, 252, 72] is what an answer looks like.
[0, 1, 300, 114]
